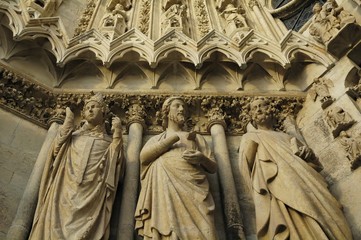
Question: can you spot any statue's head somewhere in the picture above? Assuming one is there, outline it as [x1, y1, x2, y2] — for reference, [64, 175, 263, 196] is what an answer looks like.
[313, 3, 322, 13]
[250, 97, 273, 127]
[82, 93, 107, 126]
[161, 96, 187, 129]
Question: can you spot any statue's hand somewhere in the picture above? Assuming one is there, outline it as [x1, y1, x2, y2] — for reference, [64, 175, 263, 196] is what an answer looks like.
[182, 149, 204, 165]
[111, 116, 122, 133]
[64, 107, 74, 126]
[295, 145, 312, 160]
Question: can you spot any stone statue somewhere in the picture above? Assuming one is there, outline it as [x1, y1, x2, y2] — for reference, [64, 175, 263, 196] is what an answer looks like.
[220, 3, 248, 36]
[309, 77, 334, 109]
[309, 2, 340, 44]
[135, 96, 218, 239]
[339, 131, 361, 170]
[239, 97, 353, 240]
[161, 4, 187, 33]
[29, 93, 124, 239]
[323, 0, 355, 28]
[324, 106, 355, 137]
[309, 0, 355, 44]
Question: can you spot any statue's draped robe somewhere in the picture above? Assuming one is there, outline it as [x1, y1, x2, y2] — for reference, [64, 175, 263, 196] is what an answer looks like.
[239, 126, 352, 240]
[135, 131, 217, 240]
[29, 124, 123, 240]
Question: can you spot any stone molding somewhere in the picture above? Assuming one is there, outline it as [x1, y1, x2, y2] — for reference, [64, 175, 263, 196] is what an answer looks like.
[0, 1, 334, 69]
[0, 64, 304, 135]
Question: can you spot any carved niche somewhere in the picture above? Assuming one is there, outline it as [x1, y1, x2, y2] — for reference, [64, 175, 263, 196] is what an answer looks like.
[161, 1, 188, 35]
[219, 3, 249, 39]
[100, 0, 132, 40]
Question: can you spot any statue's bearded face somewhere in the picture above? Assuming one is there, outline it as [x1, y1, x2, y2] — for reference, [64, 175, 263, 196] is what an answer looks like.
[83, 100, 104, 125]
[168, 99, 186, 126]
[250, 99, 272, 126]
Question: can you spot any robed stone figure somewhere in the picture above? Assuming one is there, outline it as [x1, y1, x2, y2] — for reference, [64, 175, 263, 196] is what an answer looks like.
[239, 97, 352, 240]
[135, 96, 218, 239]
[29, 93, 124, 239]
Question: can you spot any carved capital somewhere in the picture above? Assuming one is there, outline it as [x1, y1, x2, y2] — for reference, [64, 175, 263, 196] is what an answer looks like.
[248, 0, 259, 9]
[206, 107, 227, 132]
[126, 103, 146, 130]
[48, 107, 66, 125]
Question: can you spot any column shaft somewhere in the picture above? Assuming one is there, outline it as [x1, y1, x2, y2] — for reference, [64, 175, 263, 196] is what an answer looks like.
[210, 123, 245, 240]
[117, 122, 143, 239]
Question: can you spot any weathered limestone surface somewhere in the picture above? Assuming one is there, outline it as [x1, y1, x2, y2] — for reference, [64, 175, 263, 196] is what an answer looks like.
[1, 0, 361, 239]
[0, 109, 46, 239]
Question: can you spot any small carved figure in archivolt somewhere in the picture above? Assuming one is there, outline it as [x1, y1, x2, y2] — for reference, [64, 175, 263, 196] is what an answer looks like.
[324, 0, 355, 27]
[324, 106, 355, 137]
[220, 3, 249, 36]
[339, 131, 361, 170]
[161, 3, 187, 33]
[309, 77, 334, 109]
[309, 2, 340, 44]
[309, 0, 356, 44]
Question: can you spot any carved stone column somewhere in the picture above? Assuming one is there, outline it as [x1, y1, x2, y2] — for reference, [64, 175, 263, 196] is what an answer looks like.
[7, 112, 64, 240]
[117, 103, 145, 239]
[206, 107, 246, 240]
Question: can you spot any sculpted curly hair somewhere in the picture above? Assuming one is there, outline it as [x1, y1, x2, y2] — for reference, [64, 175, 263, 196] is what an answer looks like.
[161, 96, 187, 130]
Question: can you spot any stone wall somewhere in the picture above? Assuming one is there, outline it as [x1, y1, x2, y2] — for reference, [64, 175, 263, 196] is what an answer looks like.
[0, 109, 46, 239]
[297, 56, 361, 239]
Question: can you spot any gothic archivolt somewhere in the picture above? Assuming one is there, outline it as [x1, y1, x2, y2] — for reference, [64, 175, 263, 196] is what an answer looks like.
[0, 0, 334, 73]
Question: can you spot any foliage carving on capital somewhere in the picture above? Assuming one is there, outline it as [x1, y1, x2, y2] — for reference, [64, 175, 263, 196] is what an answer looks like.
[205, 107, 227, 131]
[126, 103, 146, 129]
[0, 65, 305, 135]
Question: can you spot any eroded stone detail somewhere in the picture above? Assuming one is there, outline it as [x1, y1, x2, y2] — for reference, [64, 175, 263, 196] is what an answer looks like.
[324, 106, 355, 138]
[194, 0, 211, 37]
[74, 0, 97, 36]
[309, 77, 334, 109]
[219, 3, 249, 38]
[100, 0, 132, 40]
[137, 0, 151, 35]
[161, 3, 188, 35]
[239, 97, 353, 239]
[25, 0, 63, 18]
[339, 131, 361, 170]
[309, 0, 356, 45]
[0, 65, 304, 135]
